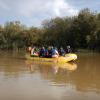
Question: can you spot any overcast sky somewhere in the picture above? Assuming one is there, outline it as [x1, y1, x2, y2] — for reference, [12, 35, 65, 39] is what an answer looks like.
[0, 0, 100, 27]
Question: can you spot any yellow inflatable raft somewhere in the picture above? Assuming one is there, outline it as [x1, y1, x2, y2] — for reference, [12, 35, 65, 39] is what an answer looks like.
[25, 53, 77, 63]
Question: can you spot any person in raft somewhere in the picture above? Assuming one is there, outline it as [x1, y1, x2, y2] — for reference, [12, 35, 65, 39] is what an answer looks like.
[59, 47, 65, 56]
[39, 47, 45, 57]
[28, 46, 32, 54]
[51, 47, 59, 58]
[66, 45, 72, 53]
[46, 46, 59, 58]
[48, 46, 53, 58]
[31, 46, 39, 57]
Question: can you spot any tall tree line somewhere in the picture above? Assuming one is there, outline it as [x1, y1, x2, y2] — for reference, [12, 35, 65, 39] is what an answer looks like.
[0, 8, 100, 51]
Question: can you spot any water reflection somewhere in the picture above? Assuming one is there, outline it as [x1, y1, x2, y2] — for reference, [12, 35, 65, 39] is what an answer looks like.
[26, 60, 77, 73]
[26, 61, 77, 86]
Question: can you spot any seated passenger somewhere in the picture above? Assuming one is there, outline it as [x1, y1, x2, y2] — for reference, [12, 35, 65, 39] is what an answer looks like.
[52, 47, 59, 58]
[31, 47, 39, 57]
[28, 46, 32, 54]
[48, 46, 53, 58]
[31, 47, 35, 55]
[44, 48, 48, 58]
[59, 47, 65, 56]
[66, 45, 72, 53]
[39, 47, 45, 57]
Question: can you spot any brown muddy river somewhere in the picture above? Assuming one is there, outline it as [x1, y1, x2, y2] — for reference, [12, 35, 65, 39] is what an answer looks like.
[0, 51, 100, 100]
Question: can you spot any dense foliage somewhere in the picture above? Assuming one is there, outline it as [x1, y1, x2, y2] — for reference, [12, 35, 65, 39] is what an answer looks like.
[0, 8, 100, 51]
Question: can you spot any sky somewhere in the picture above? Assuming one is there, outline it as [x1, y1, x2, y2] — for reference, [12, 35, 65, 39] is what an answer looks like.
[0, 0, 100, 27]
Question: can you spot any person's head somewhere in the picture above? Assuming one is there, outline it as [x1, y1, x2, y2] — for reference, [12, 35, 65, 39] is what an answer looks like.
[51, 46, 53, 49]
[48, 46, 51, 50]
[42, 46, 45, 49]
[67, 45, 70, 49]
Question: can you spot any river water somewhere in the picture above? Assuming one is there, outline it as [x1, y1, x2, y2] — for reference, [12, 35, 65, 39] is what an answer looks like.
[0, 51, 100, 100]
